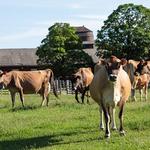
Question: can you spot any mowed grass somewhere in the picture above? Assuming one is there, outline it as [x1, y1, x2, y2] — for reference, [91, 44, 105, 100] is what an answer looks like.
[0, 91, 150, 150]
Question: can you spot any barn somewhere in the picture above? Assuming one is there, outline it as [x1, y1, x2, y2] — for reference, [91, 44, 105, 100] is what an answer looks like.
[0, 26, 98, 71]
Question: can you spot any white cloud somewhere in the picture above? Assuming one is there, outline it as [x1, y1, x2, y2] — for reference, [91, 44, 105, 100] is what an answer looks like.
[0, 16, 105, 48]
[0, 27, 47, 43]
[75, 14, 107, 20]
[66, 3, 83, 9]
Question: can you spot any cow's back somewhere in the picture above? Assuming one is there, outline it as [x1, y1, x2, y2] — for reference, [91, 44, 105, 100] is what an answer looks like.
[9, 70, 50, 94]
[81, 68, 93, 87]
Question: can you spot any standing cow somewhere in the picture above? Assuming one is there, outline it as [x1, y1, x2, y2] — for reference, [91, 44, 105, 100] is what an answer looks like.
[122, 59, 150, 101]
[0, 69, 58, 108]
[73, 67, 94, 104]
[90, 57, 131, 138]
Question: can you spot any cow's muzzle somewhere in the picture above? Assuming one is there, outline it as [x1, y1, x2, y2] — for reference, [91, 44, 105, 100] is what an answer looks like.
[109, 74, 117, 82]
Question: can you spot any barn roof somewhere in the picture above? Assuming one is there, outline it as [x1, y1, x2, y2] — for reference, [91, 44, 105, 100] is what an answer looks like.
[0, 48, 38, 66]
[74, 26, 92, 33]
[0, 47, 98, 66]
[83, 48, 99, 63]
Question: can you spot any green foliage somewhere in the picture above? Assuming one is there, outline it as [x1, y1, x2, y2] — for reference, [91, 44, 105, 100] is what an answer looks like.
[96, 3, 150, 59]
[36, 23, 93, 77]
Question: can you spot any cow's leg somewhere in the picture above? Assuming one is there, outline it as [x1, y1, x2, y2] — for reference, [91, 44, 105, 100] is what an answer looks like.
[45, 83, 50, 106]
[86, 91, 90, 104]
[41, 94, 46, 106]
[144, 85, 148, 101]
[81, 89, 86, 104]
[46, 95, 49, 106]
[99, 106, 104, 130]
[131, 89, 136, 101]
[119, 104, 125, 136]
[139, 89, 143, 101]
[110, 108, 117, 130]
[10, 92, 16, 108]
[101, 104, 110, 138]
[19, 89, 25, 108]
[75, 90, 80, 103]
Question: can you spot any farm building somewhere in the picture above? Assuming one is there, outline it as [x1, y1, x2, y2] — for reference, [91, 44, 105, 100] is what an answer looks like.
[0, 26, 98, 71]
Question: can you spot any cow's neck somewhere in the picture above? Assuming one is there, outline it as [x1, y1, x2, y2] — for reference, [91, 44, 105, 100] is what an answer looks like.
[103, 79, 121, 106]
[3, 74, 12, 87]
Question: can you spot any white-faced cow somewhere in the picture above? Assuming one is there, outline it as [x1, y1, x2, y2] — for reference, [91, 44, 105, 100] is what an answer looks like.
[90, 56, 131, 138]
[0, 69, 58, 108]
[73, 67, 94, 104]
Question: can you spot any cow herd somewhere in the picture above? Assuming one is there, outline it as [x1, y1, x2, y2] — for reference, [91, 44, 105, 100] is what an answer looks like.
[0, 55, 149, 138]
[73, 56, 150, 138]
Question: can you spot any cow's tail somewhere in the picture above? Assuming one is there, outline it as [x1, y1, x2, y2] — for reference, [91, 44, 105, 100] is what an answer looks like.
[49, 71, 58, 98]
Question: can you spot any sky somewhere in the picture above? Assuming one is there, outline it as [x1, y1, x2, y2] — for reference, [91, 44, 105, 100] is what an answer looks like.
[0, 0, 149, 48]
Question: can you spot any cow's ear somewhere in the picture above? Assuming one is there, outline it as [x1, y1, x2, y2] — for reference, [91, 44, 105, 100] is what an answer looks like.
[101, 60, 107, 65]
[144, 61, 147, 66]
[121, 58, 127, 66]
[0, 70, 5, 76]
[116, 62, 122, 69]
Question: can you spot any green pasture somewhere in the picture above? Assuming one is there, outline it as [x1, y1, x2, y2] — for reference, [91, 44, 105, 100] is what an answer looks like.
[0, 91, 149, 150]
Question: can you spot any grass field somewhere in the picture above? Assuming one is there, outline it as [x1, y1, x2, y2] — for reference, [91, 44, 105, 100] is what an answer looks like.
[0, 92, 150, 150]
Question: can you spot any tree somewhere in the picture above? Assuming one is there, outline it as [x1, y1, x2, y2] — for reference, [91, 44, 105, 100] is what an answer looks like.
[36, 23, 93, 77]
[96, 3, 150, 59]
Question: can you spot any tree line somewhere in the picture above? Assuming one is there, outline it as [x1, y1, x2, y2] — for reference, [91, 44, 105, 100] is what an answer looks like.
[36, 3, 150, 77]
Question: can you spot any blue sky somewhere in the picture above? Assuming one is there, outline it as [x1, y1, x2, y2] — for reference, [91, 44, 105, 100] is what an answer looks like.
[0, 0, 149, 48]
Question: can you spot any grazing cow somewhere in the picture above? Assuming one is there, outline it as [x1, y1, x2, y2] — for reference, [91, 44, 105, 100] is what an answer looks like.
[73, 67, 94, 104]
[0, 69, 58, 108]
[90, 57, 131, 138]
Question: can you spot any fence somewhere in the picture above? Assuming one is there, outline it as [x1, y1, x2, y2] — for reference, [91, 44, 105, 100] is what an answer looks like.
[54, 79, 74, 94]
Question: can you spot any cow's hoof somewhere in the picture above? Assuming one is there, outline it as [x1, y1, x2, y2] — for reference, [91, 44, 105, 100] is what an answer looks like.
[99, 125, 104, 130]
[112, 127, 117, 131]
[105, 133, 110, 139]
[100, 127, 105, 131]
[120, 130, 125, 136]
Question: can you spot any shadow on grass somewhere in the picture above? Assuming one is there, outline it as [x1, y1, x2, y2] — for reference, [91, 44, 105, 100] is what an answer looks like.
[0, 130, 99, 150]
[9, 105, 41, 112]
[0, 135, 61, 150]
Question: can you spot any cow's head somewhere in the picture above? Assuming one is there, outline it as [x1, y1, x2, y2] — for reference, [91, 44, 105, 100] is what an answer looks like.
[104, 61, 122, 82]
[134, 61, 149, 75]
[0, 71, 5, 89]
[72, 73, 84, 92]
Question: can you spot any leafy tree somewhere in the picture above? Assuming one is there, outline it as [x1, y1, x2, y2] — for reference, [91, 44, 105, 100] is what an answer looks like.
[96, 3, 150, 59]
[36, 23, 93, 77]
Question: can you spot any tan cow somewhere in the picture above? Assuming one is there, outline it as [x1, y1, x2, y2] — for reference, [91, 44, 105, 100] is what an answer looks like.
[73, 67, 94, 104]
[132, 73, 150, 101]
[90, 57, 131, 138]
[0, 69, 58, 108]
[122, 59, 150, 101]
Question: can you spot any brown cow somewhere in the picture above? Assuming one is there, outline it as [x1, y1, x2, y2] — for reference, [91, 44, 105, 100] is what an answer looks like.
[0, 69, 58, 108]
[122, 59, 150, 101]
[90, 56, 131, 138]
[132, 73, 150, 101]
[73, 67, 94, 104]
